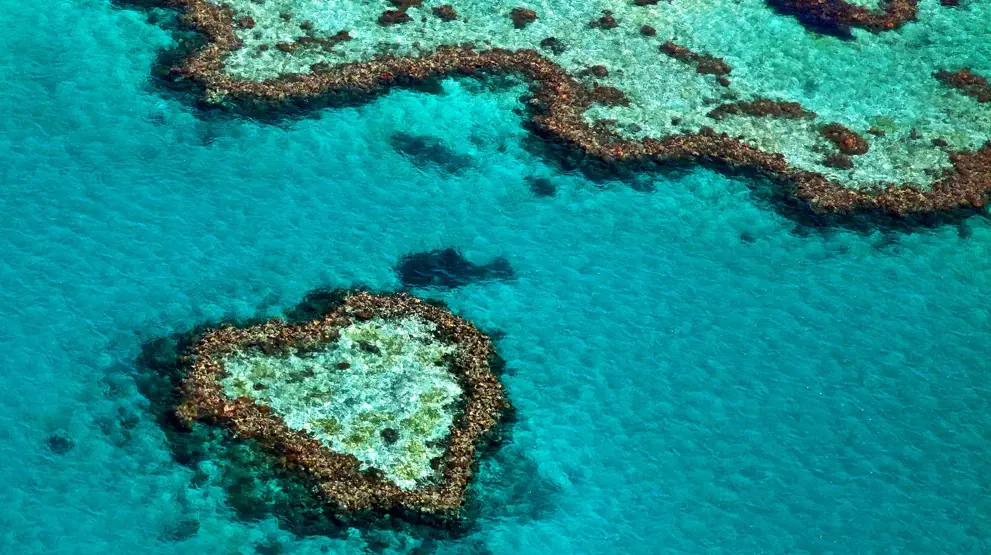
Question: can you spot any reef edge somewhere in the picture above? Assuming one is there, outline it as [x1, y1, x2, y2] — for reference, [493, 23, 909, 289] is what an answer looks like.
[175, 290, 509, 519]
[127, 0, 991, 220]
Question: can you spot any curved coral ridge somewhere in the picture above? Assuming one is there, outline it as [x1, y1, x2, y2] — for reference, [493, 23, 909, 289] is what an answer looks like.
[132, 0, 991, 216]
[176, 292, 507, 515]
[220, 316, 462, 489]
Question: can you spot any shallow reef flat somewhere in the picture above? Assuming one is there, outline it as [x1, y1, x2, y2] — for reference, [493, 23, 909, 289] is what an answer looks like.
[174, 291, 508, 518]
[132, 0, 990, 216]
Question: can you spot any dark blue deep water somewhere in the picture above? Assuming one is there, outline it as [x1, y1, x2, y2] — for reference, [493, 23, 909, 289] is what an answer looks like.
[2, 1, 990, 553]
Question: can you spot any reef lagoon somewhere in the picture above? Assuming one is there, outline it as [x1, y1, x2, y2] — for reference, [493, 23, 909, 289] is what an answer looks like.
[3, 0, 991, 553]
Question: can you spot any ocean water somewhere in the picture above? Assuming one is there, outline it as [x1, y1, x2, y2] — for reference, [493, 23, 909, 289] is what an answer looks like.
[2, 1, 991, 554]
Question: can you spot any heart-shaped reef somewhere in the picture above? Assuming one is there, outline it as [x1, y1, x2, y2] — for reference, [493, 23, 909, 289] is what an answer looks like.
[174, 291, 508, 519]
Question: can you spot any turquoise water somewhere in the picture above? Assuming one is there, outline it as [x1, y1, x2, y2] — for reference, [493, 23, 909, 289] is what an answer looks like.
[2, 1, 991, 554]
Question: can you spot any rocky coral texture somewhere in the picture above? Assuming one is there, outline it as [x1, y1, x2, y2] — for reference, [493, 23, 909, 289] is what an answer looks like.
[124, 0, 991, 219]
[175, 291, 508, 516]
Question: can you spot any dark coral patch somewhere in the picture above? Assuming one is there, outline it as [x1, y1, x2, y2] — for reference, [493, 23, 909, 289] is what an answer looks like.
[510, 8, 537, 29]
[823, 154, 855, 170]
[821, 123, 870, 155]
[540, 37, 567, 55]
[526, 176, 557, 197]
[767, 0, 917, 37]
[381, 428, 400, 445]
[659, 42, 731, 76]
[390, 132, 473, 174]
[432, 5, 458, 22]
[934, 69, 991, 103]
[590, 13, 619, 29]
[589, 85, 630, 106]
[707, 99, 816, 120]
[378, 9, 412, 26]
[587, 65, 609, 78]
[396, 248, 514, 289]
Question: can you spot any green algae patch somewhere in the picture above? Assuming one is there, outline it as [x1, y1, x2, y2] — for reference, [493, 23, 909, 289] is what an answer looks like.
[175, 291, 508, 517]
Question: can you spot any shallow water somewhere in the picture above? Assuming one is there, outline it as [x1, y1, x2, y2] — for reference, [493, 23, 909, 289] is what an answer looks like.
[2, 0, 991, 554]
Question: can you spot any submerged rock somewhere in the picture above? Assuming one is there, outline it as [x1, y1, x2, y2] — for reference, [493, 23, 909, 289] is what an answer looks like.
[46, 432, 75, 455]
[934, 68, 991, 103]
[527, 176, 557, 197]
[539, 37, 567, 55]
[395, 248, 514, 288]
[510, 8, 537, 29]
[378, 9, 412, 26]
[766, 0, 917, 37]
[432, 5, 458, 22]
[124, 0, 991, 218]
[821, 123, 870, 155]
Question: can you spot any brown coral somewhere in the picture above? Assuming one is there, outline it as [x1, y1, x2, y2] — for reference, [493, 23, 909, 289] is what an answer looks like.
[821, 123, 870, 155]
[767, 0, 918, 34]
[432, 5, 458, 22]
[659, 42, 731, 76]
[510, 7, 537, 29]
[175, 291, 509, 518]
[934, 69, 991, 103]
[122, 0, 991, 219]
[707, 99, 816, 120]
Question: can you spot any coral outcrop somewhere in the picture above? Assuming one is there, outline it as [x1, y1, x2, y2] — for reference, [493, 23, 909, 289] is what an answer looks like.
[174, 291, 508, 517]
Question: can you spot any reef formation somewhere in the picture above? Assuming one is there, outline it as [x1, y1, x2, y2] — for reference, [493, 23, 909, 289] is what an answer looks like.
[173, 291, 508, 518]
[125, 0, 991, 219]
[766, 0, 919, 36]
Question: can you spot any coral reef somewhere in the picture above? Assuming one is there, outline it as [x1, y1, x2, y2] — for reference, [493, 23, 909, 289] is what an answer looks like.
[174, 291, 509, 517]
[821, 123, 870, 155]
[934, 69, 991, 103]
[432, 5, 457, 22]
[707, 99, 816, 121]
[659, 42, 732, 76]
[510, 8, 537, 30]
[766, 0, 918, 36]
[122, 0, 991, 220]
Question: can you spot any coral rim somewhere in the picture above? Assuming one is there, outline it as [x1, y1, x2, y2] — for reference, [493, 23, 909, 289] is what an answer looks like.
[138, 0, 990, 218]
[175, 291, 508, 517]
